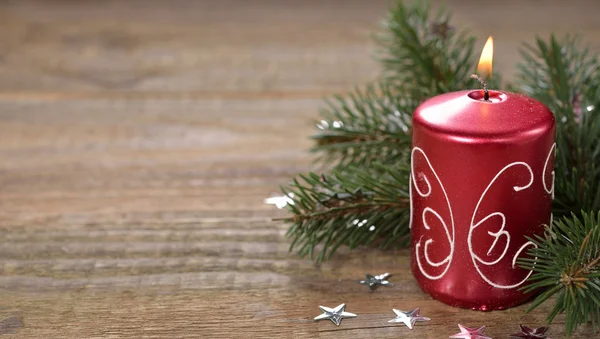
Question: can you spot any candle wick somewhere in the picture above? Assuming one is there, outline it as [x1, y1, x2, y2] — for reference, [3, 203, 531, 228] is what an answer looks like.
[471, 74, 489, 101]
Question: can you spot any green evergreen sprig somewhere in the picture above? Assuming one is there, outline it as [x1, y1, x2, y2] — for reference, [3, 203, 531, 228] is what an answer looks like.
[281, 164, 411, 262]
[311, 82, 415, 168]
[519, 211, 600, 336]
[516, 35, 600, 217]
[378, 1, 477, 99]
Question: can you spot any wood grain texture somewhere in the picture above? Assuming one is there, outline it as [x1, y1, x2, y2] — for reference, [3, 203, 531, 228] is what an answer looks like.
[1, 0, 599, 338]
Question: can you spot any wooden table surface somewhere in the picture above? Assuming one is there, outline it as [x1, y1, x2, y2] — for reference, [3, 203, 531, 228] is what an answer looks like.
[1, 1, 599, 338]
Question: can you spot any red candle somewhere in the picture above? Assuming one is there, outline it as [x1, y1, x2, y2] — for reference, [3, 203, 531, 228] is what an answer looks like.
[409, 37, 556, 310]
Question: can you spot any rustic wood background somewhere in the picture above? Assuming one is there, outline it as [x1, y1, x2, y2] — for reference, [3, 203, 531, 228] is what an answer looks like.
[1, 0, 599, 338]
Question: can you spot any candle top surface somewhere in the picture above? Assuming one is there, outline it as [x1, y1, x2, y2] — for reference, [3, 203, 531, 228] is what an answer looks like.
[413, 90, 555, 139]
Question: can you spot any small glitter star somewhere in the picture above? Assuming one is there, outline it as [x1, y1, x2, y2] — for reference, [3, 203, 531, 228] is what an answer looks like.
[510, 325, 550, 339]
[264, 193, 295, 209]
[359, 272, 392, 292]
[387, 308, 430, 329]
[449, 324, 491, 339]
[313, 303, 357, 326]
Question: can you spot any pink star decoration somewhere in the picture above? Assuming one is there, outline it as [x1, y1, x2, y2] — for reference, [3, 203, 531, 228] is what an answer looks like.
[449, 324, 491, 339]
[510, 325, 550, 339]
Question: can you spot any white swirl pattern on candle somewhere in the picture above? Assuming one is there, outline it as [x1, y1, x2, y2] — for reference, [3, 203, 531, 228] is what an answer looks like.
[513, 241, 537, 270]
[467, 161, 535, 289]
[543, 143, 556, 198]
[408, 176, 414, 229]
[411, 147, 455, 280]
[411, 144, 556, 289]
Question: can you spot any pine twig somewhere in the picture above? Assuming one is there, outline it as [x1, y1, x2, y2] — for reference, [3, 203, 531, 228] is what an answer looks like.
[377, 1, 482, 100]
[516, 35, 600, 217]
[311, 82, 415, 168]
[282, 165, 411, 263]
[519, 211, 600, 336]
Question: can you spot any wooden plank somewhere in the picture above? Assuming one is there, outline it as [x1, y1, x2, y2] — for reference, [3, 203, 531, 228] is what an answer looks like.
[1, 0, 600, 338]
[0, 218, 595, 338]
[1, 287, 577, 339]
[0, 98, 316, 220]
[0, 0, 383, 93]
[0, 0, 599, 95]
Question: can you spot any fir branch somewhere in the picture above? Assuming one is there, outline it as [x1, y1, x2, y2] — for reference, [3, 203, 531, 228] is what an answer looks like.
[311, 82, 415, 167]
[282, 165, 411, 263]
[377, 1, 479, 100]
[516, 35, 600, 217]
[519, 211, 600, 336]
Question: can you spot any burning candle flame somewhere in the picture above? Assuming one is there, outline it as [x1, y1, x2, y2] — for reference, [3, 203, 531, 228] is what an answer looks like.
[477, 36, 494, 78]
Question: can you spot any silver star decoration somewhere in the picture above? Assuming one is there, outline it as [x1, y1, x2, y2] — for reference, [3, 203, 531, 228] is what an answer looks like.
[449, 324, 491, 339]
[313, 303, 357, 326]
[359, 272, 392, 292]
[387, 308, 430, 329]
